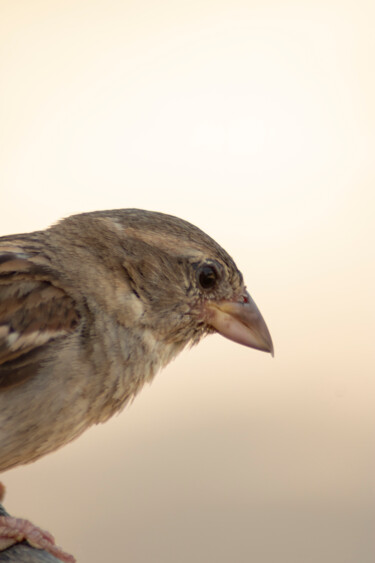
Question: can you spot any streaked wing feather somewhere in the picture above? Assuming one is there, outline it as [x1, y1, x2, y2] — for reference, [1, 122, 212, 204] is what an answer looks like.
[0, 248, 80, 389]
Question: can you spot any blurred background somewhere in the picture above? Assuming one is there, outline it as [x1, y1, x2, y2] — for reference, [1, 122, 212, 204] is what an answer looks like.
[0, 1, 374, 562]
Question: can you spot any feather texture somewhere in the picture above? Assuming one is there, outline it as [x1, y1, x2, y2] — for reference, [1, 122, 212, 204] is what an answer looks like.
[0, 249, 79, 389]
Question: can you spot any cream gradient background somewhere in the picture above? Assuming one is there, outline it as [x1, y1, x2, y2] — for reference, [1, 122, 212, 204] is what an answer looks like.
[0, 1, 374, 562]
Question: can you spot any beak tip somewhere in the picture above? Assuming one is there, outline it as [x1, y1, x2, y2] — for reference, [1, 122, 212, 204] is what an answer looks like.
[261, 335, 274, 357]
[267, 335, 274, 357]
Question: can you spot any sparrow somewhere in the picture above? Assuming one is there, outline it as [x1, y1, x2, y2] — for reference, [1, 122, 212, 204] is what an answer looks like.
[0, 209, 273, 561]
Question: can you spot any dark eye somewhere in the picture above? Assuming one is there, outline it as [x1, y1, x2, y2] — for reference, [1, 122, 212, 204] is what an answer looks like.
[197, 264, 219, 290]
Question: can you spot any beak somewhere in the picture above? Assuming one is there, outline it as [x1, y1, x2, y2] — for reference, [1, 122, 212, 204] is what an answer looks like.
[205, 291, 274, 356]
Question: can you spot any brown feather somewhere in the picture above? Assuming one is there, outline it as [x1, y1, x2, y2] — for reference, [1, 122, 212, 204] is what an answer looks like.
[0, 250, 80, 388]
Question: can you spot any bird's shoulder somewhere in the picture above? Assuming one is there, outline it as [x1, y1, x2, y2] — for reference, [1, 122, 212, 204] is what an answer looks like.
[0, 237, 80, 390]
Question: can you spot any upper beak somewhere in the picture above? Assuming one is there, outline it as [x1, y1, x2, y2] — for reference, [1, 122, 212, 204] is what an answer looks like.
[205, 291, 274, 356]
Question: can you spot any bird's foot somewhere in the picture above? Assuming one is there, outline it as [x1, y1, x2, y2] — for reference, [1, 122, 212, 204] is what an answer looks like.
[0, 515, 76, 562]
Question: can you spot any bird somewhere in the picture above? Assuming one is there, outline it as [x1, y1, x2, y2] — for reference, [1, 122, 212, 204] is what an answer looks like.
[0, 209, 273, 561]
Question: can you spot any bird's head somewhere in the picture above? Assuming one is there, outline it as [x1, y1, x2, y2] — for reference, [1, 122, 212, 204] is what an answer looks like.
[53, 209, 273, 357]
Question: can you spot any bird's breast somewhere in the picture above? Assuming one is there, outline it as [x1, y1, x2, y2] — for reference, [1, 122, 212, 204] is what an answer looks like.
[87, 316, 185, 424]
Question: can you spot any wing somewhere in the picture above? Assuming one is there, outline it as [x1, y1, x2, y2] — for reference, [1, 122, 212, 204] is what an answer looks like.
[0, 245, 80, 389]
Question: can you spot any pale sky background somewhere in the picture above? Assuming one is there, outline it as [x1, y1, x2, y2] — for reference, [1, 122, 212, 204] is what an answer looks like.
[0, 1, 374, 562]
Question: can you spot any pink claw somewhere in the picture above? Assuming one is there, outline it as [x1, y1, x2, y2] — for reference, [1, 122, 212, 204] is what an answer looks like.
[0, 516, 76, 562]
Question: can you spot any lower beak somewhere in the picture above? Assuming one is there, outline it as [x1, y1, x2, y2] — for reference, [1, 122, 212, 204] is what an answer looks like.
[205, 291, 274, 355]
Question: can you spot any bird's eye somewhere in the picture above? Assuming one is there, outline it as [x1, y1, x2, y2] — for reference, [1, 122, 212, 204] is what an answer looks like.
[197, 264, 219, 291]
